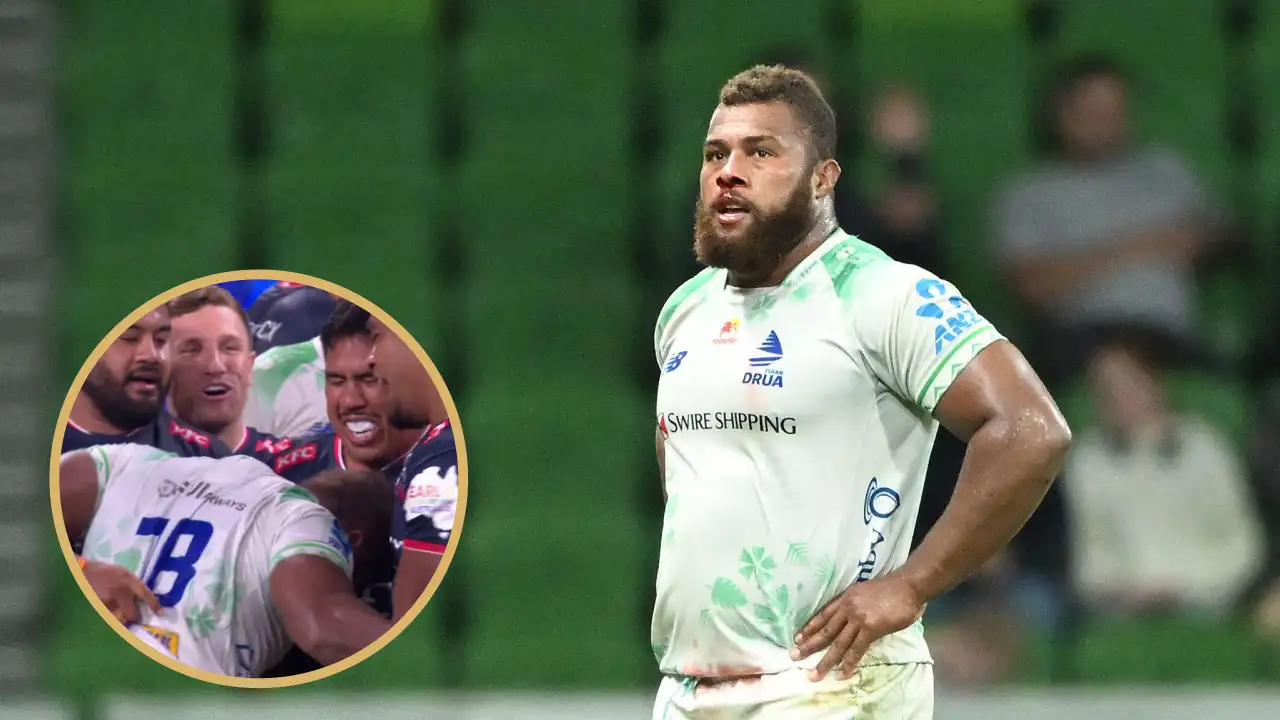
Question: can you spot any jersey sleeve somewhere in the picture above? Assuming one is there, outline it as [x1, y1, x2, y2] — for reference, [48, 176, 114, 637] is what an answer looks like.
[268, 490, 354, 578]
[73, 443, 168, 504]
[401, 448, 458, 554]
[852, 262, 1005, 414]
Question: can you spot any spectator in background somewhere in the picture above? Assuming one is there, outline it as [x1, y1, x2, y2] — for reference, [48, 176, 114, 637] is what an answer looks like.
[855, 84, 949, 276]
[1245, 327, 1280, 636]
[1062, 337, 1264, 617]
[993, 54, 1228, 390]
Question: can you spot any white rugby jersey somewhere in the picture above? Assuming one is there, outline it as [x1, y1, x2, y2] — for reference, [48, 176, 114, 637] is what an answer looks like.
[76, 443, 353, 678]
[242, 337, 329, 438]
[651, 229, 1004, 677]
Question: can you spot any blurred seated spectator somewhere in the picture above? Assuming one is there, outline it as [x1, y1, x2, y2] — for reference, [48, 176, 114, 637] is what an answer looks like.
[993, 54, 1231, 389]
[855, 84, 949, 276]
[1244, 331, 1280, 635]
[1062, 337, 1265, 618]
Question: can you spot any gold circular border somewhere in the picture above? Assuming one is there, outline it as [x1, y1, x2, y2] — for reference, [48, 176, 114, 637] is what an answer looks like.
[48, 269, 470, 689]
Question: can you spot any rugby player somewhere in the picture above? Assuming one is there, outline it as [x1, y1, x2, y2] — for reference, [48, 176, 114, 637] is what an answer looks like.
[64, 303, 230, 458]
[366, 311, 456, 622]
[166, 287, 288, 460]
[651, 65, 1071, 718]
[60, 444, 395, 677]
[268, 301, 426, 485]
[242, 336, 330, 438]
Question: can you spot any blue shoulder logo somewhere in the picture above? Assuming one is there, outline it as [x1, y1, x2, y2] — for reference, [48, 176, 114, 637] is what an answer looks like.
[913, 278, 983, 356]
[664, 350, 688, 374]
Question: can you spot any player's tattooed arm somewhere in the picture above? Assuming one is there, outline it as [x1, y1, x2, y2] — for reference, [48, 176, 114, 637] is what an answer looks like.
[59, 450, 100, 546]
[270, 555, 393, 665]
[899, 340, 1071, 603]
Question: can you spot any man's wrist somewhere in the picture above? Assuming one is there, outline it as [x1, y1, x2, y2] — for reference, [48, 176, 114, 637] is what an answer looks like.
[889, 563, 940, 606]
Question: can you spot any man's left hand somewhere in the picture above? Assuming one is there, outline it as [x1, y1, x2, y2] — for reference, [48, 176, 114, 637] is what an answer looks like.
[790, 576, 925, 682]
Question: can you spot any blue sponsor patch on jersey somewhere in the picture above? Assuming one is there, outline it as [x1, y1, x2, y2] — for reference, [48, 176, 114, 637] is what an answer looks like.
[913, 278, 982, 355]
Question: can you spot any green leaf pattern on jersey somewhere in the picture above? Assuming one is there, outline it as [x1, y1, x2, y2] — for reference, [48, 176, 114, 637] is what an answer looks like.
[278, 485, 318, 505]
[819, 235, 890, 302]
[651, 642, 668, 662]
[710, 578, 748, 609]
[745, 293, 779, 321]
[660, 494, 678, 548]
[112, 548, 142, 576]
[785, 541, 808, 566]
[738, 546, 776, 583]
[708, 544, 816, 648]
[185, 604, 217, 638]
[187, 559, 243, 639]
[254, 341, 319, 400]
[142, 448, 179, 463]
[814, 555, 837, 589]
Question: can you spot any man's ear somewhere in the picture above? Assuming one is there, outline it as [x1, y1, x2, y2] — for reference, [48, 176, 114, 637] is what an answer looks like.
[813, 158, 842, 200]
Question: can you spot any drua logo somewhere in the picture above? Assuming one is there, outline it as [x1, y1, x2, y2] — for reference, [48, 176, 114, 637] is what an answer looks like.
[742, 330, 785, 388]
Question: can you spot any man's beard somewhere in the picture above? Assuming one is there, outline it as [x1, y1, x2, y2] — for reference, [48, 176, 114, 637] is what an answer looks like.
[388, 400, 430, 431]
[694, 179, 815, 280]
[82, 364, 166, 431]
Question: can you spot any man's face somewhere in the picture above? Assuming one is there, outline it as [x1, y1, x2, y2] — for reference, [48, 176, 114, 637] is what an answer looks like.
[168, 305, 255, 435]
[695, 101, 818, 279]
[82, 308, 171, 430]
[1058, 74, 1129, 161]
[325, 334, 397, 467]
[367, 316, 435, 428]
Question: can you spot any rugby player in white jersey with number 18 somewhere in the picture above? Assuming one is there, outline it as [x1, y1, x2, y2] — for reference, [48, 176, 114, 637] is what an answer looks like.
[59, 444, 395, 678]
[651, 65, 1072, 719]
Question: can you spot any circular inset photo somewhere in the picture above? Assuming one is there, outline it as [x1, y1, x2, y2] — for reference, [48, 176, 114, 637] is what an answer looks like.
[49, 271, 467, 688]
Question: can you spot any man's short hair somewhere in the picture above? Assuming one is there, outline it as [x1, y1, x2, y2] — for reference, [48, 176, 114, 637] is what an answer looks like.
[301, 469, 395, 544]
[320, 301, 373, 352]
[719, 64, 837, 161]
[1050, 53, 1130, 107]
[168, 286, 252, 342]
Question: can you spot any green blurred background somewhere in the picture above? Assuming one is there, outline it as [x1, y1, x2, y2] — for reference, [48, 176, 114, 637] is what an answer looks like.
[12, 0, 1280, 717]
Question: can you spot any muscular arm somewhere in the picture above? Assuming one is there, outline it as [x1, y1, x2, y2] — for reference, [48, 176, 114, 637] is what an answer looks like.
[893, 340, 1072, 603]
[392, 549, 442, 623]
[270, 555, 393, 666]
[59, 451, 100, 546]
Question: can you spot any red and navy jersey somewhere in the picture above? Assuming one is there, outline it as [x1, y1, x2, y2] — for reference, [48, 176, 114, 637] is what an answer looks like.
[392, 420, 458, 558]
[247, 283, 337, 355]
[261, 430, 412, 487]
[228, 425, 296, 465]
[263, 431, 342, 483]
[62, 411, 231, 458]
